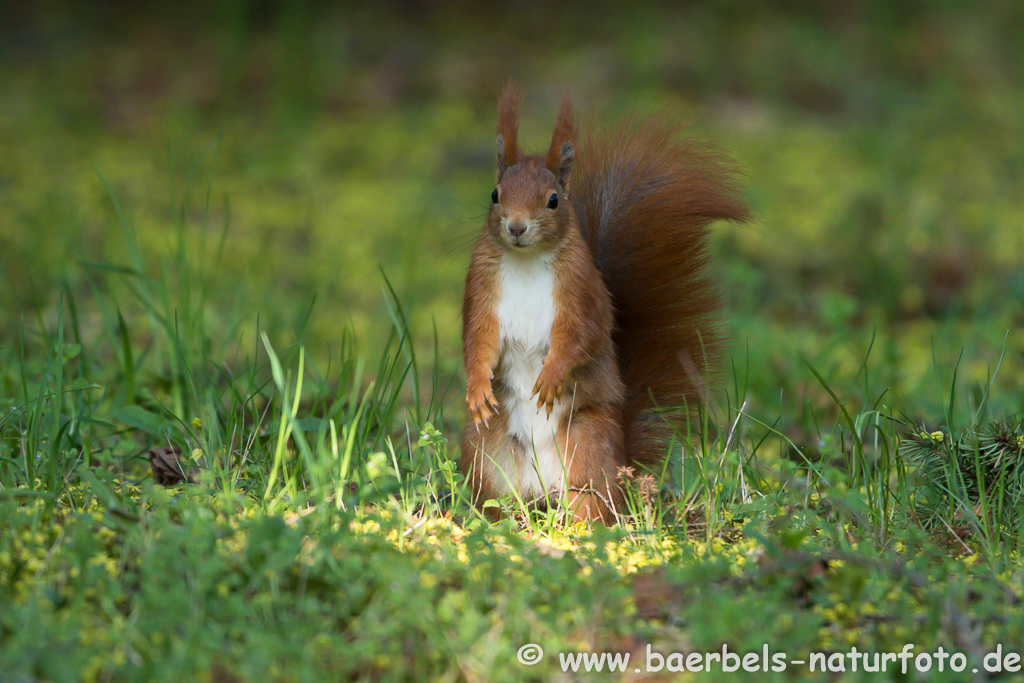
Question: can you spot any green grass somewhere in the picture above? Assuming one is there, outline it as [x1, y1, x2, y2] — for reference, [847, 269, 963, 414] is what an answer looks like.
[3, 3, 1024, 681]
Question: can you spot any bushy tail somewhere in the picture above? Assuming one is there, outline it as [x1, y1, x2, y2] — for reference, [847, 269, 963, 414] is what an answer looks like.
[570, 118, 749, 466]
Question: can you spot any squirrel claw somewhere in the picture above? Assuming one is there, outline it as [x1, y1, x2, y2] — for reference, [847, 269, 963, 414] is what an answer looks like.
[532, 368, 563, 417]
[467, 380, 498, 432]
[466, 374, 497, 432]
[534, 392, 555, 417]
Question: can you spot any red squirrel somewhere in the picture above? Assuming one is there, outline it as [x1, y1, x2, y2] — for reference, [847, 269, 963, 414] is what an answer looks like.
[460, 84, 749, 522]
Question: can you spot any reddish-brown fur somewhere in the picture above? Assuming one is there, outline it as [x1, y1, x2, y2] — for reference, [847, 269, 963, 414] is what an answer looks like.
[572, 119, 750, 465]
[461, 84, 749, 522]
[496, 83, 523, 177]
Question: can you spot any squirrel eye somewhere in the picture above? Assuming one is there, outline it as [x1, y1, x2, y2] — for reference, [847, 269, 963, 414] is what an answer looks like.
[547, 193, 558, 209]
[491, 188, 499, 204]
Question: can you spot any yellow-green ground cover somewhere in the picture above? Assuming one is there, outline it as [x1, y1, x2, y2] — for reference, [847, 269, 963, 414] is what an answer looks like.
[4, 478, 1019, 681]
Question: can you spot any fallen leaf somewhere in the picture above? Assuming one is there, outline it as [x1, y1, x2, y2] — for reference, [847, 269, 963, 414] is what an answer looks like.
[148, 446, 196, 485]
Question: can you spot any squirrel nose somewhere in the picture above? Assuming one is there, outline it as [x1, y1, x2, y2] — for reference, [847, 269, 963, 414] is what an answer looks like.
[507, 220, 528, 237]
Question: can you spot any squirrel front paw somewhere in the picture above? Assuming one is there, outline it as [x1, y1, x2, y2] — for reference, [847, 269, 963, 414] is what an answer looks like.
[466, 377, 499, 430]
[531, 364, 566, 416]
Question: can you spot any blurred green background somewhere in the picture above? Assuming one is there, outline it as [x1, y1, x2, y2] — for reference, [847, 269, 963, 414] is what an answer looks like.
[3, 0, 1023, 423]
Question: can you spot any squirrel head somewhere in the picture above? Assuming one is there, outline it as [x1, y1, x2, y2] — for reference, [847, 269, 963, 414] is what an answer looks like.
[489, 84, 578, 252]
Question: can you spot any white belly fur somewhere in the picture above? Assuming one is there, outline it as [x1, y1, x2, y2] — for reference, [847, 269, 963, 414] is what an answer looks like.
[494, 252, 572, 497]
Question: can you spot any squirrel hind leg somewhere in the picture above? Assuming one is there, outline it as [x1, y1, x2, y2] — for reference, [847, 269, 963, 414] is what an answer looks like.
[460, 412, 518, 517]
[559, 404, 626, 524]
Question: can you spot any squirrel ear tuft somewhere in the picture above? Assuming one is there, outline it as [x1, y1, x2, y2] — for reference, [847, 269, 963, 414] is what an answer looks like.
[496, 135, 507, 181]
[555, 141, 574, 188]
[497, 83, 522, 179]
[546, 94, 577, 188]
